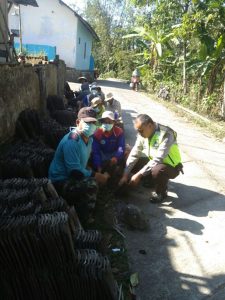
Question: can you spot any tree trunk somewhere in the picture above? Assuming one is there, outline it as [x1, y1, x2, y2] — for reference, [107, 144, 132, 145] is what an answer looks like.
[207, 64, 218, 95]
[197, 77, 202, 108]
[206, 58, 224, 95]
[182, 2, 190, 95]
[222, 77, 225, 119]
[183, 40, 187, 94]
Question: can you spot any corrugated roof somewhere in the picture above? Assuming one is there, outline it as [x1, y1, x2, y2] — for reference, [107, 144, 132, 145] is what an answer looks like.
[59, 0, 99, 41]
[8, 0, 38, 7]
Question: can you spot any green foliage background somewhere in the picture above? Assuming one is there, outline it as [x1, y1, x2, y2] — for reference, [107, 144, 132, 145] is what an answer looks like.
[84, 0, 225, 119]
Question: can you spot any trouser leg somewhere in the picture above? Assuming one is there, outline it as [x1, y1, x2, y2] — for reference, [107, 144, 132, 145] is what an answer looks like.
[63, 177, 98, 208]
[131, 157, 155, 187]
[52, 181, 65, 195]
[131, 157, 149, 173]
[53, 177, 98, 224]
[151, 164, 179, 195]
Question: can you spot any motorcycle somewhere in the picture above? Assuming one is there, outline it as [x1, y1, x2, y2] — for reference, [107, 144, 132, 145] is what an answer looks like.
[130, 78, 141, 92]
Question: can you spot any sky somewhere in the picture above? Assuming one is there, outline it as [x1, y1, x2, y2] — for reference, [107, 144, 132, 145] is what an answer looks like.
[63, 0, 87, 13]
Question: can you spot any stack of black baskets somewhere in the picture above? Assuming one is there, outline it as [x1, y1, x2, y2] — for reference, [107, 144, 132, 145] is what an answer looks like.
[0, 109, 118, 300]
[0, 178, 117, 299]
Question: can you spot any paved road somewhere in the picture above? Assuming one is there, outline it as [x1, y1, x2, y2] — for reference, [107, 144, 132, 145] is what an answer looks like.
[69, 79, 225, 300]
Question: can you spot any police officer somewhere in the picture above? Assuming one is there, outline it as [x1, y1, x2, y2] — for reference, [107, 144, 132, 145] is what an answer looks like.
[119, 114, 183, 203]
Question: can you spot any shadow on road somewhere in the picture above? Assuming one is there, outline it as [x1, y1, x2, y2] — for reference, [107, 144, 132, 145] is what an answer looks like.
[165, 217, 204, 235]
[97, 79, 131, 90]
[123, 182, 225, 299]
[121, 109, 225, 299]
[165, 181, 225, 217]
[122, 109, 138, 145]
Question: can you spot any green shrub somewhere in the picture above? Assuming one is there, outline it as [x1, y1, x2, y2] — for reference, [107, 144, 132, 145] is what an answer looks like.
[101, 70, 117, 79]
[200, 92, 221, 117]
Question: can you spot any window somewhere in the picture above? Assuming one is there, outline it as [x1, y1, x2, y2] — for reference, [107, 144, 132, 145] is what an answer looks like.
[84, 42, 86, 59]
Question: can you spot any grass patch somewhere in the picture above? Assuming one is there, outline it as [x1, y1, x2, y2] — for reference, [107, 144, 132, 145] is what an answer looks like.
[142, 91, 225, 141]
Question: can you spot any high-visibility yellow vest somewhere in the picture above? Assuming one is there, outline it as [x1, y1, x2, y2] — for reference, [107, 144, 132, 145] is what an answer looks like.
[149, 125, 181, 167]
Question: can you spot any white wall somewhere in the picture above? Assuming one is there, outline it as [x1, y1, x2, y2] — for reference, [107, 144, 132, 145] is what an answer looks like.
[75, 20, 93, 70]
[9, 0, 78, 68]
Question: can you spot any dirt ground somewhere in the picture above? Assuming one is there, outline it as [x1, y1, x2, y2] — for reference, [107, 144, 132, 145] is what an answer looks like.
[69, 79, 225, 300]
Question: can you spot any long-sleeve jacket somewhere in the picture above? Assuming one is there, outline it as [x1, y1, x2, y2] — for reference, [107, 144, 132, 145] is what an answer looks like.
[105, 99, 122, 118]
[125, 123, 181, 176]
[92, 126, 125, 169]
[49, 129, 93, 182]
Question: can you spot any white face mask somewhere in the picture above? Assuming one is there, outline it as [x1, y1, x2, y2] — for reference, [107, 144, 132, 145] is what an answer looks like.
[102, 123, 113, 131]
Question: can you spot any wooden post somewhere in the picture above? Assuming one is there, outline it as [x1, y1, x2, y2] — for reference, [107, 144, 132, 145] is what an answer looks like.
[0, 0, 8, 62]
[19, 4, 23, 53]
[0, 2, 17, 62]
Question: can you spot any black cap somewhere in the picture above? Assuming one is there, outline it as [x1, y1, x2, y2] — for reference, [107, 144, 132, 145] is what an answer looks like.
[78, 107, 97, 122]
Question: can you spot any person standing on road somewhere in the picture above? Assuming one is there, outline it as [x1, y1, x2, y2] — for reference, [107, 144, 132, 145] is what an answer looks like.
[48, 107, 110, 223]
[119, 114, 183, 203]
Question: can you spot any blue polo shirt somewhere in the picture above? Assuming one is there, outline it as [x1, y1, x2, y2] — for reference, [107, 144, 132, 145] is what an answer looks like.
[49, 128, 92, 182]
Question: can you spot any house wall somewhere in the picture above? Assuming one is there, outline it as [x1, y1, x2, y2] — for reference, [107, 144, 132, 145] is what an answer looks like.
[8, 0, 94, 70]
[0, 64, 40, 142]
[75, 21, 93, 70]
[0, 60, 66, 143]
[9, 0, 78, 68]
[0, 0, 8, 62]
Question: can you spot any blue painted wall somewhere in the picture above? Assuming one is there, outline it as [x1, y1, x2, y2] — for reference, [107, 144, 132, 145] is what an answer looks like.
[14, 42, 56, 60]
[75, 21, 93, 70]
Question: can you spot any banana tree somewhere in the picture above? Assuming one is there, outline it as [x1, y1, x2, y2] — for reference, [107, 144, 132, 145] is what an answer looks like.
[123, 25, 173, 72]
